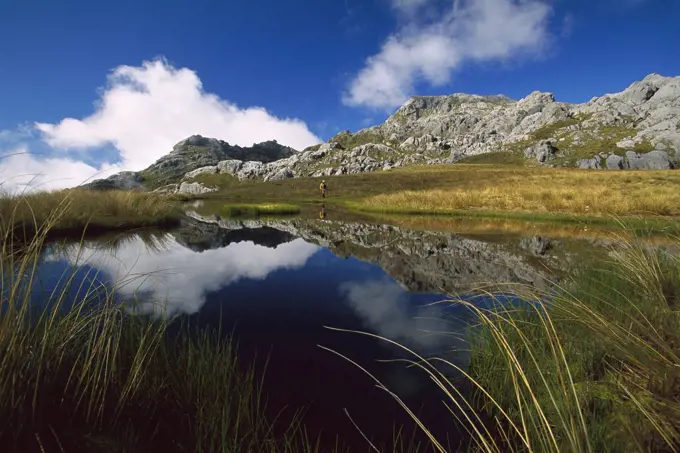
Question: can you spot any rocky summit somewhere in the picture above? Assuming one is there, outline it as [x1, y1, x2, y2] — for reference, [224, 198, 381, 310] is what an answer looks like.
[86, 73, 680, 193]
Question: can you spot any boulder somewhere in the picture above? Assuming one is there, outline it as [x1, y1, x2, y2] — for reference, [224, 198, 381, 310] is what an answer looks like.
[625, 150, 674, 170]
[178, 182, 218, 195]
[577, 158, 601, 169]
[606, 154, 626, 170]
[236, 161, 265, 180]
[520, 236, 553, 256]
[524, 140, 558, 163]
[184, 166, 218, 179]
[217, 159, 243, 175]
[264, 167, 294, 182]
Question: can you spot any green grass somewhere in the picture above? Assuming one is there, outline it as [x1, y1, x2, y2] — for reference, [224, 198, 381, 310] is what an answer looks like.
[0, 209, 346, 452]
[333, 131, 385, 150]
[182, 165, 680, 230]
[324, 230, 680, 453]
[551, 124, 654, 166]
[531, 115, 587, 141]
[460, 236, 680, 452]
[219, 203, 301, 217]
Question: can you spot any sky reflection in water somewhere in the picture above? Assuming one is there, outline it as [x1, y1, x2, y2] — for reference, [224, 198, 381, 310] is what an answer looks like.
[35, 223, 506, 449]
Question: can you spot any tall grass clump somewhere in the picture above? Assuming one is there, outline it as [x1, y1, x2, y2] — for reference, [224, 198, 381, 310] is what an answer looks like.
[356, 169, 680, 218]
[464, 238, 680, 452]
[0, 188, 181, 241]
[0, 205, 332, 452]
[324, 233, 680, 452]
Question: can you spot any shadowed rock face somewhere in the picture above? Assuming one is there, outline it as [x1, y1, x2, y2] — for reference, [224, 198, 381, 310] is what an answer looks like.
[178, 212, 572, 293]
[143, 136, 296, 185]
[84, 136, 297, 190]
[84, 171, 146, 191]
[172, 216, 297, 252]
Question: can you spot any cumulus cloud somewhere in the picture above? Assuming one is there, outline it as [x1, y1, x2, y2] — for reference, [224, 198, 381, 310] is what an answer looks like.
[339, 278, 451, 350]
[0, 147, 121, 193]
[344, 0, 553, 109]
[51, 234, 321, 316]
[0, 58, 320, 192]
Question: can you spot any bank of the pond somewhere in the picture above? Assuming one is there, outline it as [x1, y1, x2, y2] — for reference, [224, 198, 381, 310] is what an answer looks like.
[186, 165, 680, 232]
[220, 203, 301, 217]
[0, 232, 336, 452]
[345, 202, 680, 234]
[361, 213, 679, 244]
[1, 189, 183, 243]
[5, 187, 680, 452]
[460, 239, 680, 452]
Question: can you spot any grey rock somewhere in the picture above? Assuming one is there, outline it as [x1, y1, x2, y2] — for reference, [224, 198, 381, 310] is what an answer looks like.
[184, 166, 218, 179]
[178, 182, 218, 195]
[577, 158, 601, 169]
[524, 140, 558, 163]
[606, 154, 626, 170]
[264, 167, 294, 182]
[520, 236, 553, 256]
[140, 135, 296, 186]
[94, 73, 680, 191]
[625, 150, 674, 170]
[217, 159, 243, 175]
[236, 161, 266, 180]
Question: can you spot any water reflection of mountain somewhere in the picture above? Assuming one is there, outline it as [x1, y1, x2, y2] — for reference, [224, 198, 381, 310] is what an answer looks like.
[181, 212, 570, 294]
[173, 219, 297, 252]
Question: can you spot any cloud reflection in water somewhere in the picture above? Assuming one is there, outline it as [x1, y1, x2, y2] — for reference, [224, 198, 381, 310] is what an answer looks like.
[51, 234, 321, 316]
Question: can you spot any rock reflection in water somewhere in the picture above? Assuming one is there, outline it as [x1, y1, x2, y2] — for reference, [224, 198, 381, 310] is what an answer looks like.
[38, 215, 584, 450]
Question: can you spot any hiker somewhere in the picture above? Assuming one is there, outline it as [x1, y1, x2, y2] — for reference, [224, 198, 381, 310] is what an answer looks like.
[319, 180, 328, 198]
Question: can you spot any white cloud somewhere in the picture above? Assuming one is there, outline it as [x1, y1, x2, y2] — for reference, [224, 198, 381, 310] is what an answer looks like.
[51, 234, 320, 316]
[0, 58, 321, 192]
[344, 0, 553, 109]
[0, 147, 121, 193]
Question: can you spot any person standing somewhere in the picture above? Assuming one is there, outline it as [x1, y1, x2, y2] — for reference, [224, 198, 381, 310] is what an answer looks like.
[319, 180, 327, 198]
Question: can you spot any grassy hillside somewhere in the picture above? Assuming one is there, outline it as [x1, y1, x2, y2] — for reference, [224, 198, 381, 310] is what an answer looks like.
[188, 164, 680, 223]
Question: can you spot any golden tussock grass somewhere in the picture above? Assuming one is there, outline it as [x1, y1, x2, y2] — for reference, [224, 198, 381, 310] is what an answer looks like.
[0, 189, 180, 236]
[357, 167, 680, 218]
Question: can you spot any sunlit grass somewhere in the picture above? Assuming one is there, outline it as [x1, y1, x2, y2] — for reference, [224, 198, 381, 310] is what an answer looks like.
[0, 188, 181, 240]
[356, 168, 680, 218]
[184, 165, 680, 225]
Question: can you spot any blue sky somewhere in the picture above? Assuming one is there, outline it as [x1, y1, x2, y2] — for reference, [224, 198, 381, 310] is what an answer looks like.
[1, 0, 679, 190]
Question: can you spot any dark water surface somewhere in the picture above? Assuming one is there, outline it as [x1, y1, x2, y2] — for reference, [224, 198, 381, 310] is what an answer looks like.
[31, 211, 603, 450]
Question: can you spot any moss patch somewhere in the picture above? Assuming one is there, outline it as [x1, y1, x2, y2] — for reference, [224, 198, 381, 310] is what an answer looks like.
[531, 116, 584, 141]
[552, 124, 644, 166]
[334, 131, 385, 150]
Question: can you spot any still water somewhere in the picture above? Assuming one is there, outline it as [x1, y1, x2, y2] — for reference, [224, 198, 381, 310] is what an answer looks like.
[31, 211, 614, 450]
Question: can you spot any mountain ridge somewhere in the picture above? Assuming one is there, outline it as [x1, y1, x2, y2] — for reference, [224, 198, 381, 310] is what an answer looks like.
[84, 72, 680, 194]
